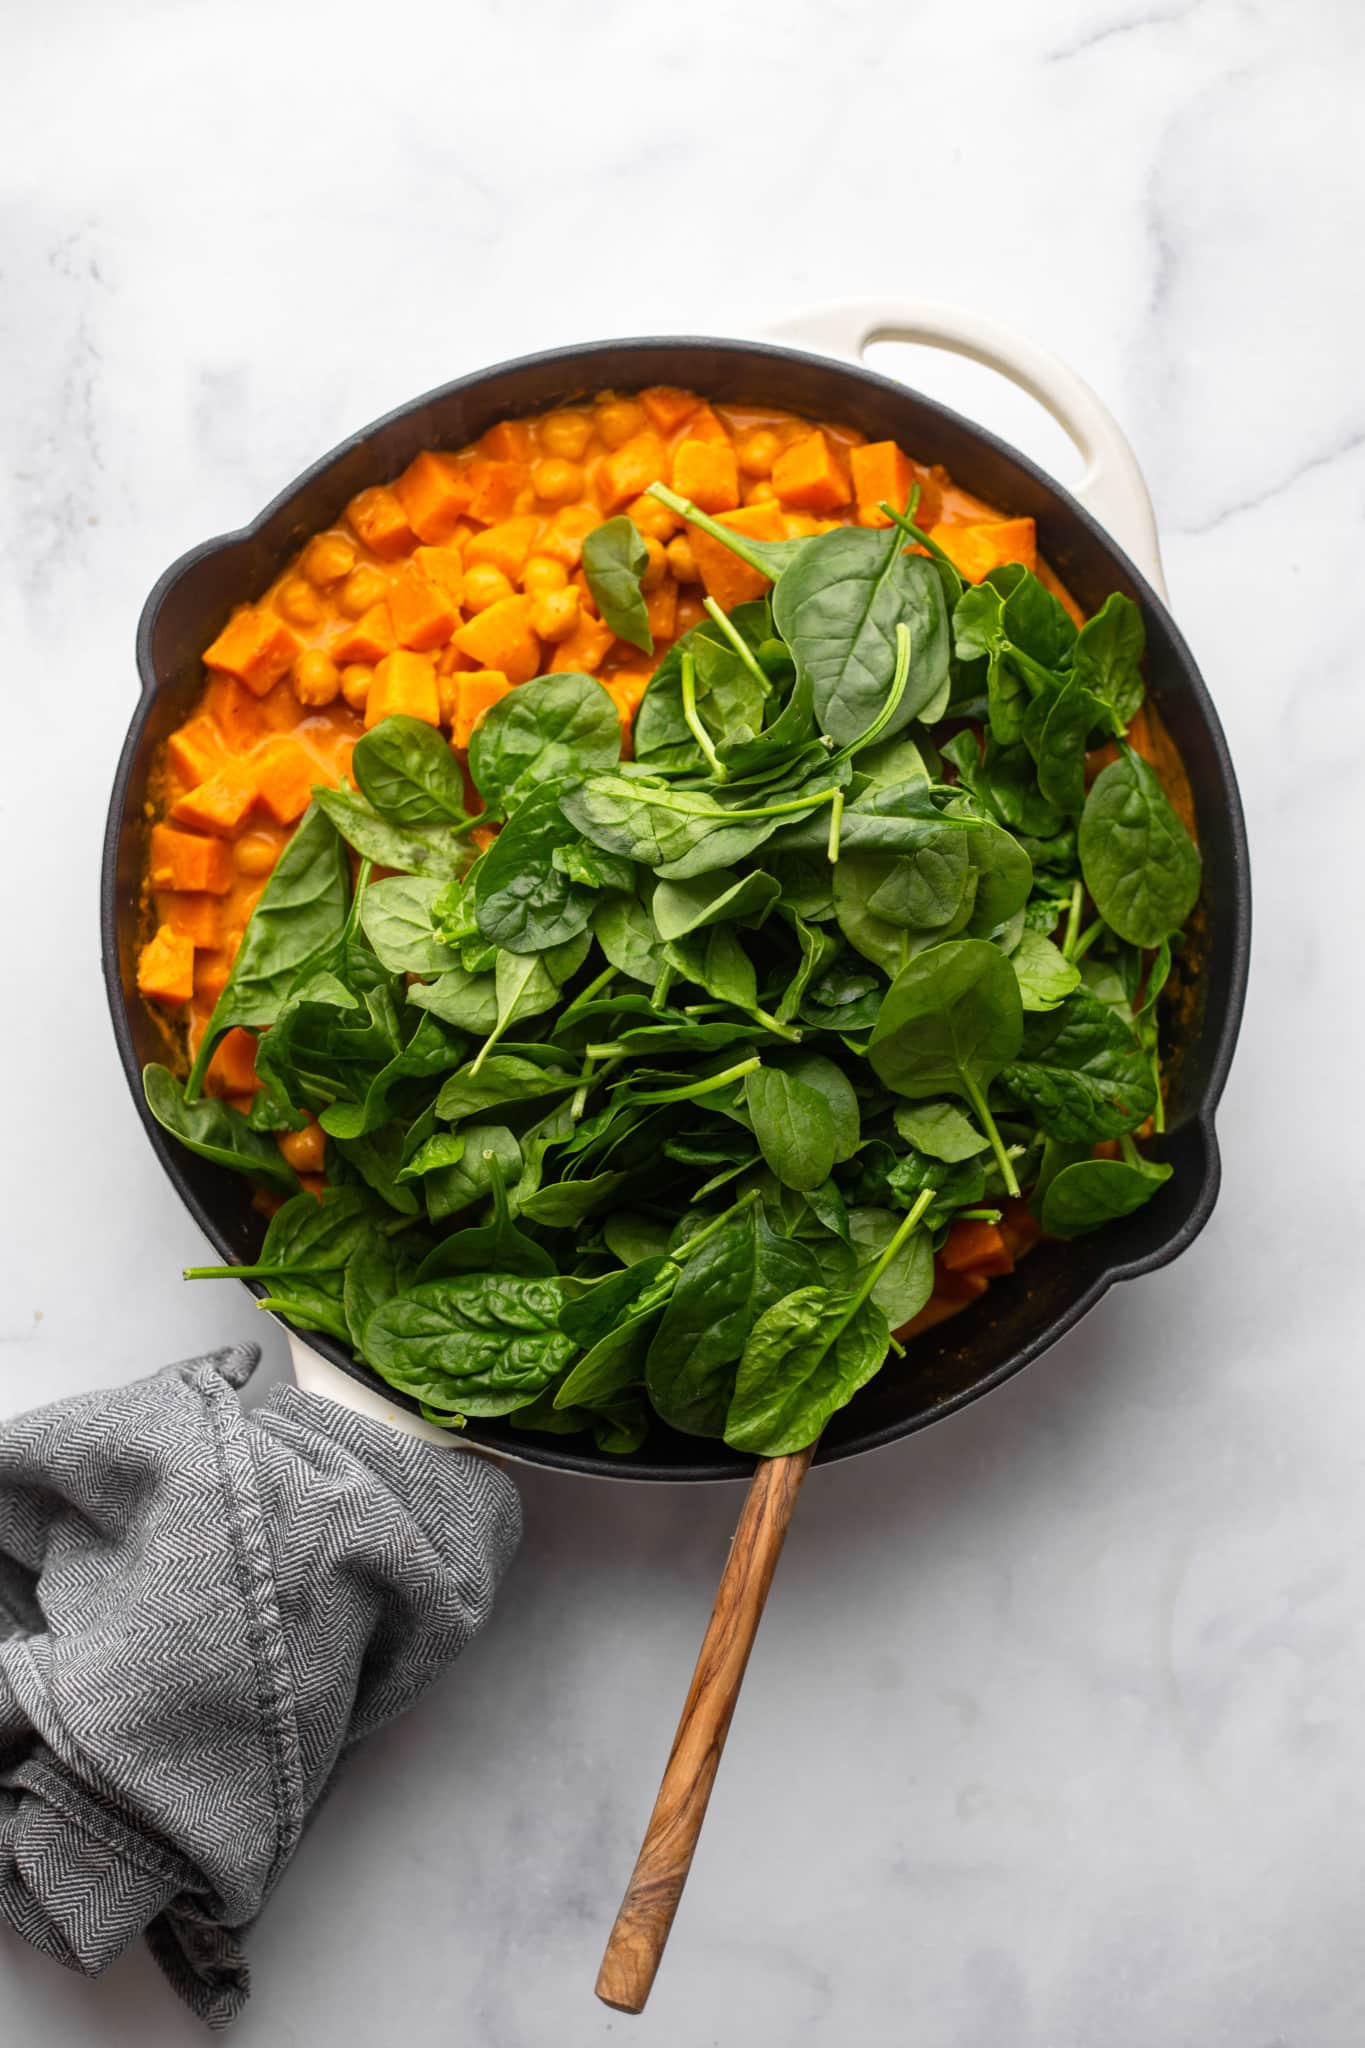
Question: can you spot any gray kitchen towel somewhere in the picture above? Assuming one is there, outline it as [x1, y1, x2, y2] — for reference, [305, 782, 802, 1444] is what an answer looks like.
[0, 1341, 520, 2027]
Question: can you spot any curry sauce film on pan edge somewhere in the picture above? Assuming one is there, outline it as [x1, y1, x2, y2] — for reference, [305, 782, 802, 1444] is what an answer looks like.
[135, 384, 1186, 1342]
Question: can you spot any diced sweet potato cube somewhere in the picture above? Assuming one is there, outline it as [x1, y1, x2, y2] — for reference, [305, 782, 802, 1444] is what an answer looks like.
[597, 432, 669, 513]
[170, 766, 258, 837]
[451, 670, 512, 748]
[850, 441, 915, 526]
[414, 545, 465, 603]
[205, 1026, 260, 1098]
[451, 595, 541, 685]
[393, 452, 471, 544]
[683, 403, 729, 443]
[672, 438, 739, 514]
[332, 601, 396, 665]
[463, 516, 542, 581]
[389, 566, 457, 651]
[137, 925, 195, 1007]
[687, 501, 786, 612]
[603, 669, 650, 729]
[548, 612, 615, 675]
[155, 891, 222, 947]
[480, 418, 535, 463]
[466, 460, 526, 524]
[202, 607, 301, 697]
[536, 503, 599, 568]
[771, 430, 849, 514]
[929, 517, 1037, 583]
[365, 650, 441, 729]
[166, 716, 224, 788]
[640, 386, 699, 434]
[203, 674, 268, 751]
[254, 739, 316, 824]
[645, 578, 678, 643]
[193, 950, 233, 1005]
[942, 1219, 1014, 1277]
[148, 825, 234, 895]
[346, 485, 416, 560]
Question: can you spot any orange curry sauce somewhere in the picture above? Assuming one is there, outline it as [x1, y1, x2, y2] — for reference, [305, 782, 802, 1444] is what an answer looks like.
[137, 387, 1086, 1327]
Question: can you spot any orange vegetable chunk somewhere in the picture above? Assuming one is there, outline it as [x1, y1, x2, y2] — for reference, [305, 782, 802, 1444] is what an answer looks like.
[597, 432, 669, 514]
[170, 766, 258, 837]
[155, 892, 221, 947]
[771, 430, 849, 514]
[941, 1219, 1015, 1276]
[930, 518, 1037, 582]
[452, 670, 512, 747]
[463, 517, 542, 582]
[451, 595, 541, 685]
[414, 545, 466, 603]
[254, 739, 316, 824]
[640, 386, 699, 433]
[138, 925, 195, 1007]
[466, 460, 525, 524]
[332, 601, 396, 665]
[480, 419, 535, 463]
[389, 566, 457, 650]
[849, 441, 915, 526]
[547, 612, 615, 674]
[278, 1117, 327, 1174]
[687, 501, 786, 611]
[393, 451, 471, 544]
[346, 485, 416, 560]
[203, 674, 268, 750]
[365, 650, 441, 729]
[166, 716, 224, 788]
[202, 607, 300, 698]
[645, 579, 678, 643]
[148, 825, 234, 895]
[205, 1026, 260, 1098]
[672, 437, 740, 514]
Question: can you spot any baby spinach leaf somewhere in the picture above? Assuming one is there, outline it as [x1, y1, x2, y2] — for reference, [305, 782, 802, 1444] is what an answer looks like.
[363, 1273, 574, 1416]
[474, 783, 596, 953]
[320, 1013, 467, 1139]
[592, 891, 666, 986]
[773, 526, 950, 747]
[724, 1288, 889, 1456]
[145, 1065, 298, 1188]
[848, 1207, 934, 1327]
[422, 1123, 524, 1221]
[744, 1066, 836, 1191]
[257, 1274, 350, 1342]
[783, 1052, 860, 1161]
[1039, 1152, 1172, 1237]
[1010, 929, 1081, 1013]
[518, 1172, 627, 1226]
[646, 1209, 818, 1437]
[1078, 747, 1201, 948]
[360, 876, 453, 975]
[408, 965, 499, 1034]
[999, 988, 1156, 1140]
[665, 925, 757, 1013]
[1033, 678, 1112, 817]
[582, 516, 653, 653]
[435, 1055, 577, 1126]
[186, 801, 350, 1095]
[651, 869, 781, 942]
[416, 1158, 555, 1280]
[352, 715, 470, 827]
[332, 1126, 422, 1215]
[869, 938, 1023, 1194]
[344, 1230, 422, 1361]
[562, 771, 821, 880]
[1070, 593, 1145, 729]
[469, 671, 621, 816]
[633, 601, 775, 767]
[312, 785, 469, 879]
[892, 1098, 990, 1162]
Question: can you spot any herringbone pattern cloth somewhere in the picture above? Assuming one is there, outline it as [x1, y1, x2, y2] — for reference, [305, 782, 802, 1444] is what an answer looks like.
[0, 1342, 521, 2027]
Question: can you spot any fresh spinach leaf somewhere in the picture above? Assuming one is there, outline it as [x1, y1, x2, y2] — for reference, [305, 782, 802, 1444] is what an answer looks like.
[744, 1065, 836, 1191]
[1039, 1151, 1172, 1236]
[469, 671, 621, 816]
[312, 785, 469, 879]
[1078, 747, 1201, 948]
[353, 714, 470, 826]
[145, 1065, 298, 1188]
[582, 516, 653, 653]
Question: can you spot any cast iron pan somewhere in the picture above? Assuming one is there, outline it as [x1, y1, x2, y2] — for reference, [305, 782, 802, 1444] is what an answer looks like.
[101, 337, 1251, 1481]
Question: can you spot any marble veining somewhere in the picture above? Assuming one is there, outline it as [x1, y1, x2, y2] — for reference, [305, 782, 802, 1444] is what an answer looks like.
[2, 0, 1362, 2040]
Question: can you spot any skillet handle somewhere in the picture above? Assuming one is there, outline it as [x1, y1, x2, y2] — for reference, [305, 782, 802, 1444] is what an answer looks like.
[765, 299, 1168, 600]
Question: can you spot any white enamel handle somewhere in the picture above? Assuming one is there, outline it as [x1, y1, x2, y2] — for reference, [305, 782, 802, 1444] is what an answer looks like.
[764, 299, 1167, 600]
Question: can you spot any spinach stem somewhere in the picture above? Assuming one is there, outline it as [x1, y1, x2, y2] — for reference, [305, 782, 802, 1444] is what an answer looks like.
[826, 788, 844, 863]
[651, 963, 674, 1010]
[627, 1056, 761, 1106]
[877, 501, 956, 568]
[184, 1261, 328, 1282]
[1068, 917, 1104, 964]
[1061, 880, 1084, 959]
[748, 1005, 803, 1044]
[829, 622, 913, 765]
[954, 1207, 1003, 1224]
[1119, 1132, 1142, 1168]
[961, 1073, 1021, 1198]
[672, 1187, 761, 1263]
[702, 595, 773, 697]
[646, 483, 776, 581]
[844, 1188, 936, 1326]
[1150, 1054, 1166, 1135]
[555, 963, 618, 1030]
[680, 649, 727, 781]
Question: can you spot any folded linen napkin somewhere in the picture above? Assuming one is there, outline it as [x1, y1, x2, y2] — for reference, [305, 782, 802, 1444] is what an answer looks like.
[0, 1342, 520, 2027]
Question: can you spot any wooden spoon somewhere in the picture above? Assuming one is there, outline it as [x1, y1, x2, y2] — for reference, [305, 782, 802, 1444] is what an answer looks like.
[595, 1446, 814, 2013]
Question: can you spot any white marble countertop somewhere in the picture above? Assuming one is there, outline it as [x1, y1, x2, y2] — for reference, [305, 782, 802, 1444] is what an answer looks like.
[3, 0, 1361, 2040]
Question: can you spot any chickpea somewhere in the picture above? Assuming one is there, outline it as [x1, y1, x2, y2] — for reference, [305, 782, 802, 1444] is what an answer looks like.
[235, 833, 281, 878]
[666, 535, 700, 583]
[463, 562, 515, 612]
[292, 649, 340, 707]
[521, 553, 569, 596]
[539, 410, 592, 461]
[675, 593, 706, 635]
[595, 397, 646, 448]
[300, 533, 355, 587]
[340, 663, 373, 711]
[737, 429, 781, 477]
[278, 1118, 327, 1175]
[627, 496, 680, 541]
[744, 478, 779, 506]
[275, 576, 324, 628]
[639, 536, 668, 592]
[530, 587, 580, 643]
[337, 564, 388, 618]
[532, 457, 585, 504]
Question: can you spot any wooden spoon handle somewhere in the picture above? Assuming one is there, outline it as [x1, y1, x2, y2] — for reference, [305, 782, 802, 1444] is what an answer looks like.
[595, 1446, 814, 2014]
